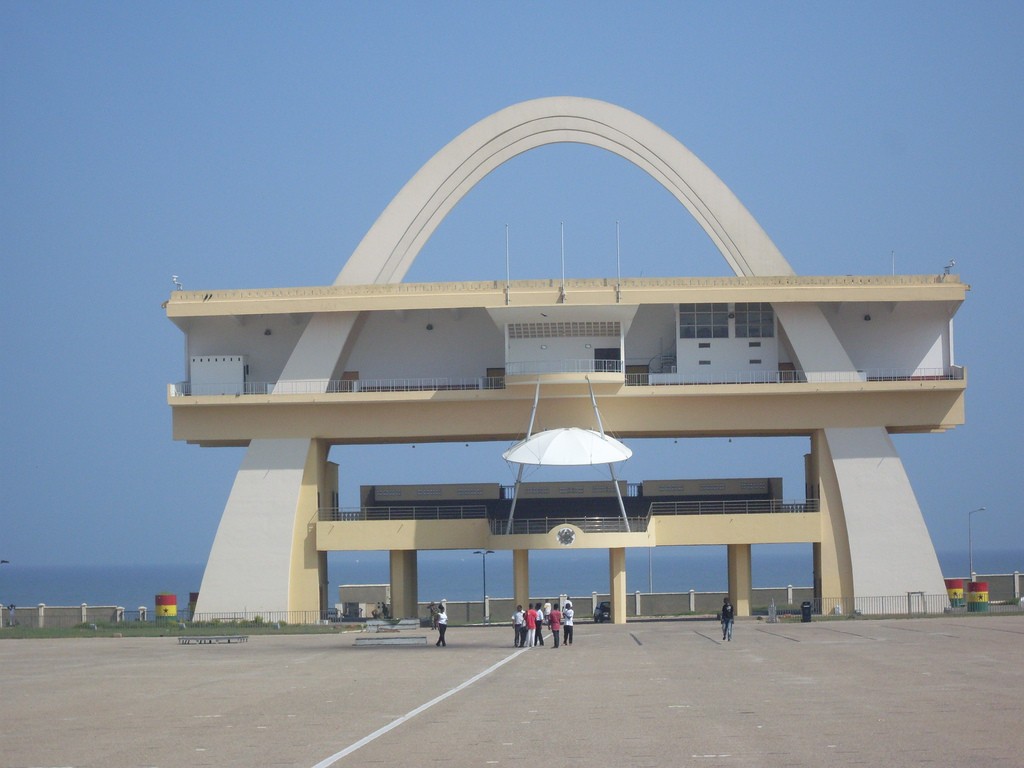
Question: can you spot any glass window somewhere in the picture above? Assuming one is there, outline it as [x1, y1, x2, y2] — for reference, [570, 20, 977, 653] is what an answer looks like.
[679, 303, 729, 339]
[734, 302, 775, 338]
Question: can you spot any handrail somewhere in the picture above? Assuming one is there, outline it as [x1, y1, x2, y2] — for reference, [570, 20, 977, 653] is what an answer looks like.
[647, 499, 819, 515]
[490, 516, 649, 535]
[505, 359, 622, 375]
[168, 366, 963, 397]
[318, 505, 488, 522]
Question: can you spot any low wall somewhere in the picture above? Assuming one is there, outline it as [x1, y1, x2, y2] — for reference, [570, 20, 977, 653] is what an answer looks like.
[420, 572, 1022, 624]
[421, 586, 817, 625]
[3, 605, 127, 629]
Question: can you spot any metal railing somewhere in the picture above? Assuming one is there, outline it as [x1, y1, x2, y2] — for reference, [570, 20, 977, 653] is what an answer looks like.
[627, 366, 963, 387]
[318, 505, 488, 522]
[489, 516, 649, 535]
[505, 359, 622, 376]
[169, 366, 964, 398]
[647, 499, 819, 516]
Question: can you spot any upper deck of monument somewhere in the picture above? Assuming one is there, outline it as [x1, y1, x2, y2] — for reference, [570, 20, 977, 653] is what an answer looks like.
[164, 274, 967, 323]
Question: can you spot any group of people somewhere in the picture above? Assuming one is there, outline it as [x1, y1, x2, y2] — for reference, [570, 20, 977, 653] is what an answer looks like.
[512, 600, 574, 649]
[425, 597, 733, 647]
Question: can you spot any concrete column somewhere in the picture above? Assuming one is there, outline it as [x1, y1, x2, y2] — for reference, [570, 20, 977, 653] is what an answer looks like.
[513, 550, 530, 610]
[727, 544, 752, 617]
[389, 550, 418, 619]
[609, 547, 627, 624]
[288, 439, 331, 615]
[811, 430, 855, 607]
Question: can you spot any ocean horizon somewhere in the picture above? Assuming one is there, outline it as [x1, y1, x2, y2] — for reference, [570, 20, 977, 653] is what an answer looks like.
[1, 547, 1019, 613]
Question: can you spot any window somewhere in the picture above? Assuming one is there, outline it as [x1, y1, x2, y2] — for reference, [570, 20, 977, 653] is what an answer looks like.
[734, 303, 775, 338]
[679, 303, 729, 339]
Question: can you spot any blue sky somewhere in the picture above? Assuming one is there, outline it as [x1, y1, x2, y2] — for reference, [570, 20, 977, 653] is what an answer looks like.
[2, 3, 1021, 570]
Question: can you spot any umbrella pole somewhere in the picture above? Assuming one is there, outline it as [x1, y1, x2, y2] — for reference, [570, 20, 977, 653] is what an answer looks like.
[505, 462, 525, 535]
[506, 380, 540, 535]
[586, 376, 606, 435]
[609, 462, 631, 533]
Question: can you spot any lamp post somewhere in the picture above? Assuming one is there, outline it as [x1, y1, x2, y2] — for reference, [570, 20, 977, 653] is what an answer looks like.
[474, 550, 494, 623]
[968, 506, 986, 582]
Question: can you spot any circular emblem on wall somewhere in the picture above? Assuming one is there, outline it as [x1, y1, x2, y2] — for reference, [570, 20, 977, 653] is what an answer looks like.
[556, 527, 577, 546]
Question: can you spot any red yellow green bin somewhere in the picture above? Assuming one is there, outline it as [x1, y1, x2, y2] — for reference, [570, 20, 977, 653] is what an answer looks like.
[967, 581, 989, 613]
[155, 593, 178, 622]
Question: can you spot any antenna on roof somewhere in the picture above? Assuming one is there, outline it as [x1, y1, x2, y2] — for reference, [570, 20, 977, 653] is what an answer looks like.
[504, 224, 511, 305]
[616, 221, 622, 303]
[559, 222, 566, 303]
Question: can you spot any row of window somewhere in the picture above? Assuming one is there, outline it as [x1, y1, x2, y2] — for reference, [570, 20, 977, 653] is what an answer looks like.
[678, 303, 775, 339]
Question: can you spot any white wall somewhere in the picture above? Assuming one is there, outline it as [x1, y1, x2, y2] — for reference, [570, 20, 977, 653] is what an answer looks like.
[624, 305, 676, 372]
[185, 315, 312, 384]
[823, 301, 953, 373]
[344, 308, 505, 380]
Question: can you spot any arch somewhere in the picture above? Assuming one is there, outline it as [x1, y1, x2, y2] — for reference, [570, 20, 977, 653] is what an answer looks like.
[193, 97, 946, 616]
[335, 96, 794, 285]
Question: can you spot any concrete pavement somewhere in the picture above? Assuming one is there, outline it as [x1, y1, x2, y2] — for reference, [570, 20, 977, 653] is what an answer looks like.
[1, 615, 1022, 767]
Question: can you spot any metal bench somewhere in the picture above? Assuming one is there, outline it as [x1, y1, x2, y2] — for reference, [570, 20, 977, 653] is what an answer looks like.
[354, 635, 428, 647]
[178, 635, 249, 645]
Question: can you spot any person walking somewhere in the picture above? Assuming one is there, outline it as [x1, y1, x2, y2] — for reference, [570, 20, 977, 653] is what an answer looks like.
[549, 603, 562, 648]
[513, 604, 525, 647]
[533, 603, 545, 646]
[562, 601, 574, 646]
[525, 603, 537, 648]
[721, 597, 734, 642]
[435, 603, 448, 647]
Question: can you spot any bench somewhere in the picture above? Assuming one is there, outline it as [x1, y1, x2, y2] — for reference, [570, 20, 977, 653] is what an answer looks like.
[354, 635, 428, 647]
[178, 635, 249, 645]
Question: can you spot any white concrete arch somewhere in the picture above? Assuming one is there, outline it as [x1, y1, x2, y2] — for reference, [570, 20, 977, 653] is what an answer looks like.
[336, 96, 793, 285]
[193, 98, 946, 617]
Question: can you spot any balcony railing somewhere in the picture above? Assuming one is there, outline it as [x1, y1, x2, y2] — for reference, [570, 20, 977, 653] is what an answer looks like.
[490, 516, 649, 535]
[505, 359, 622, 376]
[169, 366, 963, 398]
[318, 505, 489, 522]
[646, 499, 819, 516]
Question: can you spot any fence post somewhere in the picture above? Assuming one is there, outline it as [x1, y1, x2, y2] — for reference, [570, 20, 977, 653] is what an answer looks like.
[634, 590, 641, 616]
[81, 603, 88, 624]
[787, 584, 793, 605]
[689, 589, 695, 613]
[37, 604, 45, 629]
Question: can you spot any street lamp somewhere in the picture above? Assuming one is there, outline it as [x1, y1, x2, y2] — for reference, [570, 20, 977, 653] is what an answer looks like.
[968, 506, 986, 581]
[473, 550, 494, 623]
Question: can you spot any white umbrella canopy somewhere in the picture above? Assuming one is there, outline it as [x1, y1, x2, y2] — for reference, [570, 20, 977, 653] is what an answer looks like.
[502, 427, 632, 466]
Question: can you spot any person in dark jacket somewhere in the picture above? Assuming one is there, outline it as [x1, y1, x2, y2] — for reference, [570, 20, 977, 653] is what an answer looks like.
[721, 597, 734, 641]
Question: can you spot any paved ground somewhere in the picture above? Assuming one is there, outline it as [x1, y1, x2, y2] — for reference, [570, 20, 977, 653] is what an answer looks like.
[1, 615, 1022, 767]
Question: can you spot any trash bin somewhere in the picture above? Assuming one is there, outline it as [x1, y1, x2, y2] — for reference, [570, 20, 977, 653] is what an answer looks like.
[800, 601, 812, 623]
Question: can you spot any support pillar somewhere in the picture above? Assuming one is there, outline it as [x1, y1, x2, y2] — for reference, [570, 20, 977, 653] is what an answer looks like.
[513, 550, 530, 610]
[195, 438, 329, 617]
[389, 550, 419, 619]
[609, 547, 627, 624]
[727, 544, 752, 617]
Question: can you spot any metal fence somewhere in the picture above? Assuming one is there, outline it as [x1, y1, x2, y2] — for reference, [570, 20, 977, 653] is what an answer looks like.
[647, 499, 819, 515]
[318, 505, 488, 522]
[169, 365, 964, 398]
[5, 591, 1022, 630]
[489, 516, 648, 535]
